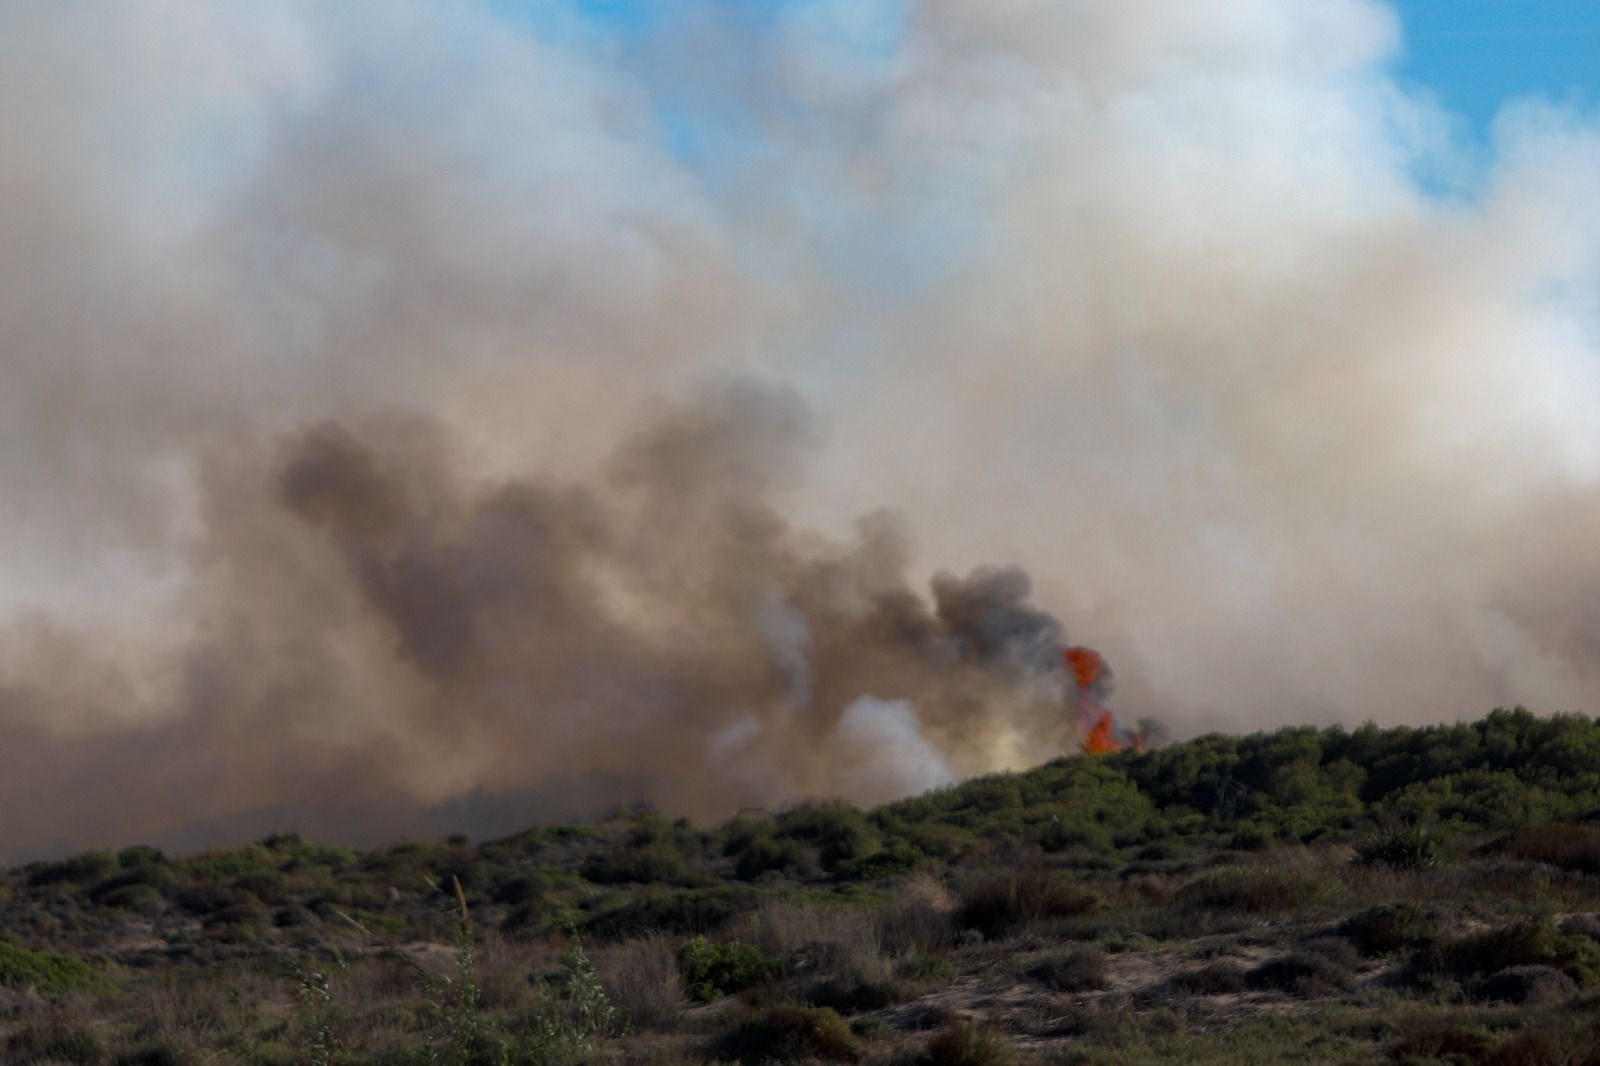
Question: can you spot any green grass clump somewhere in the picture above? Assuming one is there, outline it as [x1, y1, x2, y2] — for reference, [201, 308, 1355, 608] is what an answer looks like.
[0, 940, 111, 996]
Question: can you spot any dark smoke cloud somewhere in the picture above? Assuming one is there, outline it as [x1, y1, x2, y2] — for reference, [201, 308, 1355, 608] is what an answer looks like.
[0, 382, 1079, 859]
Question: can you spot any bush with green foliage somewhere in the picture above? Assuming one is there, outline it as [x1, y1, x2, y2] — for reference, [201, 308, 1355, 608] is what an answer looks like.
[580, 842, 687, 885]
[835, 844, 927, 882]
[1407, 916, 1600, 992]
[584, 888, 755, 942]
[1355, 825, 1439, 870]
[0, 940, 110, 997]
[677, 936, 779, 1002]
[773, 802, 878, 872]
[25, 849, 119, 888]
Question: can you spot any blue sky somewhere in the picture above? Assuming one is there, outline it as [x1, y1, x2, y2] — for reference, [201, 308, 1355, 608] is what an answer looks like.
[502, 1, 1600, 141]
[1393, 0, 1600, 135]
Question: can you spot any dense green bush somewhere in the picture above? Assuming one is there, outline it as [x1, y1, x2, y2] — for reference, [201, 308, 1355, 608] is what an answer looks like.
[26, 850, 119, 888]
[835, 845, 927, 882]
[1415, 917, 1600, 987]
[584, 888, 755, 942]
[774, 802, 877, 873]
[1355, 825, 1439, 870]
[115, 845, 166, 868]
[734, 836, 813, 881]
[0, 940, 110, 996]
[580, 843, 687, 885]
[677, 936, 779, 1002]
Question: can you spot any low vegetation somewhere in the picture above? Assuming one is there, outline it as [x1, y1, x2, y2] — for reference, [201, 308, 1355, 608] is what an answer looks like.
[4, 708, 1600, 1063]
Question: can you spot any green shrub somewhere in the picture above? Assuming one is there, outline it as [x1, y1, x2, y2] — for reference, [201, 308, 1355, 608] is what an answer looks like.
[584, 888, 755, 942]
[714, 1005, 860, 1064]
[836, 845, 927, 882]
[115, 845, 166, 868]
[91, 862, 176, 901]
[99, 883, 165, 913]
[233, 871, 287, 902]
[1355, 825, 1439, 870]
[581, 843, 687, 885]
[25, 849, 118, 888]
[735, 836, 813, 880]
[185, 845, 277, 883]
[774, 802, 877, 872]
[1416, 917, 1600, 987]
[0, 940, 111, 996]
[1226, 824, 1275, 851]
[677, 936, 779, 1002]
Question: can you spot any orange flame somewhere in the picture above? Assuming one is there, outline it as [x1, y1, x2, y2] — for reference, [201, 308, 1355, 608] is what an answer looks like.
[1082, 705, 1121, 755]
[1062, 646, 1104, 690]
[1063, 646, 1141, 755]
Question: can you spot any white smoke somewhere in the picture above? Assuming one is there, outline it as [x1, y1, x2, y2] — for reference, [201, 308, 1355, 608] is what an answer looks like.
[834, 697, 956, 803]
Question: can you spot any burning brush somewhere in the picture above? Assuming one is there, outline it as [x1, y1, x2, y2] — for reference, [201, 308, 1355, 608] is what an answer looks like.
[1062, 646, 1143, 754]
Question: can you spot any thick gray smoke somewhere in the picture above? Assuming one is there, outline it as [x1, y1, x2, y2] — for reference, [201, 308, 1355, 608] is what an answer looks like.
[1, 381, 1074, 857]
[2, 0, 1599, 856]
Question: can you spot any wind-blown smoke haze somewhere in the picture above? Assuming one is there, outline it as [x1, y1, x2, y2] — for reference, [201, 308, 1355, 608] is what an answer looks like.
[2, 0, 1598, 857]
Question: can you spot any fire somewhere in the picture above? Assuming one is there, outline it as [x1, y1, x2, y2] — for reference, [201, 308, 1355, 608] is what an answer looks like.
[1063, 645, 1104, 690]
[1082, 707, 1121, 755]
[1061, 645, 1140, 755]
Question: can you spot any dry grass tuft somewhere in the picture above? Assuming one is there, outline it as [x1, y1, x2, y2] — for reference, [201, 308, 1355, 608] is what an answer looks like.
[593, 935, 684, 1031]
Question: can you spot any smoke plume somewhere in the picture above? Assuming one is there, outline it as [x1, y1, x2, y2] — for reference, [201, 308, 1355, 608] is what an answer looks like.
[2, 1, 1599, 856]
